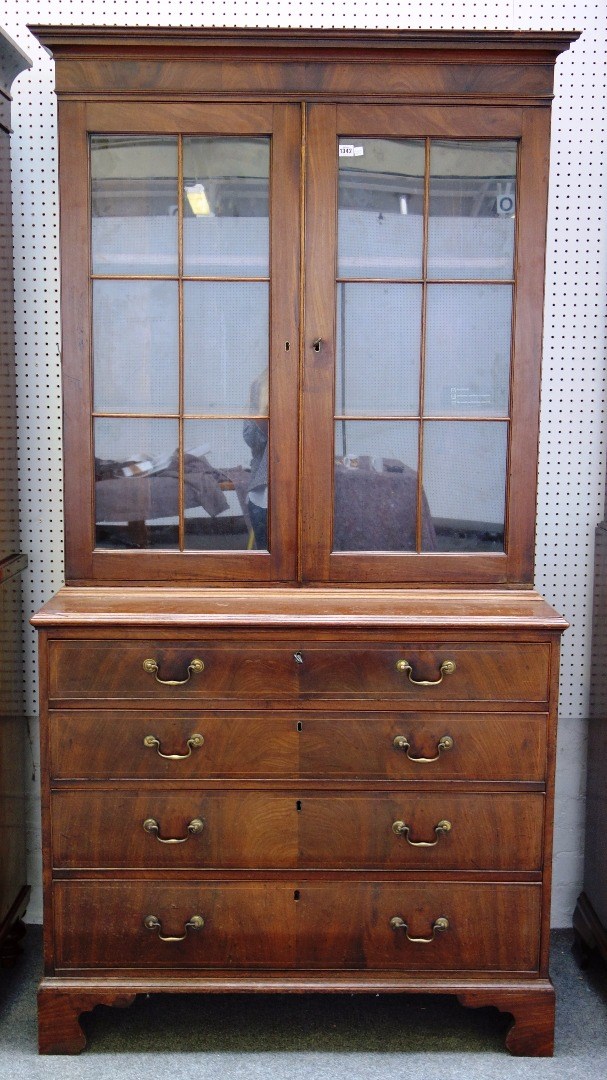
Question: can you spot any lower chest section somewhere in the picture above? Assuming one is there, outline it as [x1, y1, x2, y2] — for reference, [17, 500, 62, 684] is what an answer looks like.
[41, 623, 558, 977]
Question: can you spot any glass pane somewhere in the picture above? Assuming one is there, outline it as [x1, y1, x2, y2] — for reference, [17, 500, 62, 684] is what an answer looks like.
[184, 283, 269, 415]
[183, 138, 269, 276]
[94, 418, 179, 549]
[422, 421, 508, 552]
[427, 140, 517, 279]
[184, 420, 268, 551]
[93, 281, 179, 413]
[333, 421, 435, 552]
[91, 135, 178, 275]
[336, 284, 422, 417]
[424, 285, 512, 416]
[338, 138, 424, 279]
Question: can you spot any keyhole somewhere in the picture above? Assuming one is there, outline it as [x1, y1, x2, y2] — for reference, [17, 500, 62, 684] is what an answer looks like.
[313, 338, 322, 352]
[293, 651, 303, 664]
[294, 890, 300, 901]
[296, 800, 302, 812]
[285, 341, 290, 351]
[297, 721, 303, 732]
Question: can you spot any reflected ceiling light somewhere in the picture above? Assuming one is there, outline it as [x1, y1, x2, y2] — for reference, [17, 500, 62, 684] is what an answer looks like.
[185, 183, 212, 216]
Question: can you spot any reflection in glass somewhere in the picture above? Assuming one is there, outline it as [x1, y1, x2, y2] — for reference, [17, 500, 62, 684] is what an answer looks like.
[93, 281, 179, 413]
[183, 419, 268, 551]
[422, 421, 508, 552]
[94, 418, 180, 549]
[91, 135, 178, 275]
[338, 139, 424, 279]
[183, 137, 270, 276]
[427, 140, 517, 280]
[184, 283, 269, 415]
[424, 285, 512, 416]
[333, 421, 434, 552]
[336, 284, 422, 417]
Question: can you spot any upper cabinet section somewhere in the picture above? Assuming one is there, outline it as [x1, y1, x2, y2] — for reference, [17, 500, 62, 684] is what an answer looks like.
[31, 27, 578, 586]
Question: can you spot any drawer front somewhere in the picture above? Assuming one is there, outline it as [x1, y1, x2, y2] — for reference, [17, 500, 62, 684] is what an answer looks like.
[53, 880, 296, 969]
[296, 881, 541, 971]
[48, 641, 298, 701]
[49, 711, 299, 780]
[48, 710, 547, 783]
[47, 639, 550, 704]
[300, 713, 547, 782]
[51, 790, 544, 871]
[53, 879, 541, 972]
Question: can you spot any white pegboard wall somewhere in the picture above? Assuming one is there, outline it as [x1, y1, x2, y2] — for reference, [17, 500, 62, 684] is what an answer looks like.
[533, 1, 607, 721]
[3, 2, 605, 928]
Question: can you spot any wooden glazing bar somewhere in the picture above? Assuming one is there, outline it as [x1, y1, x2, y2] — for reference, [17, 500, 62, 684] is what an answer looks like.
[333, 415, 512, 423]
[415, 137, 431, 552]
[177, 134, 185, 550]
[90, 275, 270, 283]
[503, 140, 521, 557]
[338, 283, 347, 459]
[92, 413, 269, 421]
[335, 277, 516, 286]
[92, 413, 181, 419]
[297, 101, 307, 579]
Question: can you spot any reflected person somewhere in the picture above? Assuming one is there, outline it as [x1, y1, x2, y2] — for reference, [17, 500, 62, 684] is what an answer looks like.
[243, 368, 268, 549]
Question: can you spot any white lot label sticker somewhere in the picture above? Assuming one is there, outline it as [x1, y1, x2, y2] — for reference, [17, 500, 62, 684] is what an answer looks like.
[339, 145, 364, 157]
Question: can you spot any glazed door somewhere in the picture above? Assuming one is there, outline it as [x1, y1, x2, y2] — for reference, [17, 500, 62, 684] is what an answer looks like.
[300, 104, 550, 585]
[60, 102, 300, 583]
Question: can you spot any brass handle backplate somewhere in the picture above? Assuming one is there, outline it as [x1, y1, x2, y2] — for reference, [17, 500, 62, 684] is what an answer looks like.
[390, 915, 449, 943]
[143, 733, 204, 759]
[395, 659, 456, 686]
[393, 734, 454, 762]
[392, 819, 452, 846]
[143, 914, 204, 942]
[143, 817, 205, 843]
[143, 657, 204, 685]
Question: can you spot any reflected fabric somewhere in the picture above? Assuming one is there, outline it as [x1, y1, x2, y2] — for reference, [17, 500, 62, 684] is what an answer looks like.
[333, 462, 436, 552]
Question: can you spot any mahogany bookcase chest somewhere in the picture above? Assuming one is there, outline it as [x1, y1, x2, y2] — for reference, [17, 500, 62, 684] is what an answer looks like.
[30, 25, 576, 1055]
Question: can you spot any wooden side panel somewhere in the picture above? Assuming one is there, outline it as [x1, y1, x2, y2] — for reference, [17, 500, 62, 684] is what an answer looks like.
[506, 109, 553, 583]
[58, 100, 94, 582]
[583, 523, 607, 928]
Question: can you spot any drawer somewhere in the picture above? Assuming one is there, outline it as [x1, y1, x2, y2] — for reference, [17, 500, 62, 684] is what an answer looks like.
[296, 881, 542, 972]
[52, 879, 541, 972]
[49, 711, 299, 780]
[47, 639, 551, 704]
[301, 713, 547, 782]
[51, 790, 544, 871]
[53, 880, 296, 969]
[48, 710, 547, 782]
